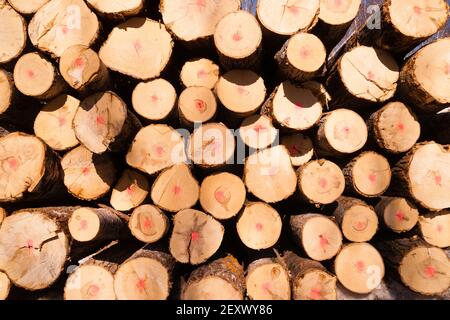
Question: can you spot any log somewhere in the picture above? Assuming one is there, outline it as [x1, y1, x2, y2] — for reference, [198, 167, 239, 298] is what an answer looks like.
[128, 204, 169, 244]
[150, 163, 199, 213]
[13, 52, 67, 100]
[343, 151, 392, 198]
[86, 0, 144, 19]
[281, 133, 314, 167]
[236, 202, 282, 250]
[178, 86, 217, 128]
[283, 250, 337, 300]
[33, 94, 80, 151]
[238, 114, 278, 150]
[367, 101, 421, 154]
[99, 18, 173, 80]
[28, 0, 100, 58]
[397, 38, 450, 113]
[334, 243, 385, 294]
[418, 210, 450, 248]
[0, 207, 5, 226]
[246, 258, 291, 300]
[7, 0, 49, 15]
[169, 208, 224, 265]
[0, 69, 14, 116]
[199, 172, 246, 220]
[297, 159, 345, 206]
[375, 197, 419, 233]
[391, 142, 450, 211]
[0, 3, 26, 64]
[180, 58, 220, 89]
[181, 255, 245, 300]
[61, 145, 116, 201]
[0, 271, 10, 300]
[333, 197, 378, 243]
[110, 169, 149, 212]
[244, 145, 297, 203]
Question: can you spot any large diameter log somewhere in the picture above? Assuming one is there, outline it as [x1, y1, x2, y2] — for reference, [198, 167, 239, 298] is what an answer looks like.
[239, 115, 278, 150]
[391, 142, 450, 211]
[110, 169, 149, 212]
[7, 0, 49, 15]
[244, 145, 297, 203]
[99, 18, 173, 80]
[334, 243, 385, 294]
[181, 255, 245, 300]
[281, 133, 314, 167]
[169, 209, 224, 265]
[180, 58, 220, 89]
[86, 0, 144, 19]
[397, 38, 450, 113]
[0, 271, 10, 300]
[418, 211, 450, 249]
[283, 251, 337, 300]
[28, 0, 100, 57]
[375, 197, 419, 233]
[129, 205, 169, 244]
[0, 3, 26, 64]
[178, 86, 217, 127]
[290, 213, 343, 261]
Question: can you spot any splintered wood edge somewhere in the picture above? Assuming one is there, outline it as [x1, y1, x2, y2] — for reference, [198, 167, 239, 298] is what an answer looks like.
[64, 264, 115, 300]
[246, 260, 291, 300]
[0, 69, 13, 114]
[179, 86, 217, 124]
[180, 58, 220, 89]
[319, 0, 361, 25]
[281, 133, 314, 167]
[110, 169, 150, 212]
[0, 271, 10, 300]
[340, 204, 378, 242]
[350, 152, 391, 197]
[129, 205, 169, 243]
[418, 212, 450, 248]
[294, 269, 337, 300]
[376, 197, 419, 233]
[239, 114, 278, 150]
[0, 4, 26, 63]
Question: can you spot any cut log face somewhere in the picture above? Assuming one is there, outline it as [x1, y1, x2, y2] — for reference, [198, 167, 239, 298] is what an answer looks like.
[281, 133, 314, 167]
[0, 4, 26, 64]
[132, 79, 177, 122]
[7, 0, 49, 15]
[151, 163, 199, 213]
[99, 18, 173, 80]
[129, 205, 169, 243]
[180, 58, 220, 89]
[160, 0, 240, 42]
[0, 69, 13, 115]
[237, 202, 282, 250]
[375, 197, 419, 233]
[110, 169, 149, 212]
[318, 0, 361, 25]
[334, 243, 385, 294]
[28, 0, 99, 57]
[169, 209, 224, 265]
[246, 259, 291, 300]
[216, 70, 266, 117]
[64, 265, 115, 300]
[418, 211, 450, 248]
[126, 124, 186, 176]
[61, 145, 116, 201]
[244, 145, 297, 203]
[239, 115, 278, 150]
[34, 94, 80, 151]
[257, 0, 320, 35]
[199, 172, 246, 220]
[0, 271, 10, 300]
[86, 0, 144, 18]
[297, 159, 345, 205]
[178, 86, 217, 126]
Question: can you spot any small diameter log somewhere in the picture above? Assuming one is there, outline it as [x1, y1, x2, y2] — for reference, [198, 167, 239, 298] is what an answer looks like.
[180, 58, 220, 89]
[114, 248, 175, 300]
[283, 251, 337, 300]
[376, 237, 450, 296]
[239, 115, 278, 150]
[0, 3, 26, 64]
[169, 209, 224, 265]
[297, 159, 345, 206]
[214, 10, 262, 71]
[99, 18, 173, 80]
[7, 0, 49, 15]
[59, 45, 110, 95]
[151, 163, 199, 213]
[181, 255, 245, 300]
[132, 79, 177, 123]
[178, 86, 217, 127]
[13, 52, 66, 100]
[0, 271, 10, 300]
[61, 145, 116, 201]
[199, 172, 246, 220]
[237, 202, 282, 250]
[343, 151, 392, 198]
[275, 33, 326, 82]
[33, 94, 80, 151]
[28, 0, 100, 57]
[290, 214, 343, 261]
[244, 145, 297, 203]
[126, 124, 187, 176]
[368, 101, 420, 154]
[0, 132, 62, 202]
[129, 205, 169, 243]
[246, 258, 291, 300]
[86, 0, 144, 19]
[281, 133, 314, 167]
[375, 197, 419, 233]
[316, 109, 368, 157]
[110, 169, 149, 212]
[418, 211, 450, 249]
[216, 69, 266, 118]
[392, 142, 450, 211]
[398, 38, 450, 113]
[334, 243, 385, 294]
[333, 197, 378, 243]
[261, 81, 323, 131]
[325, 46, 399, 108]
